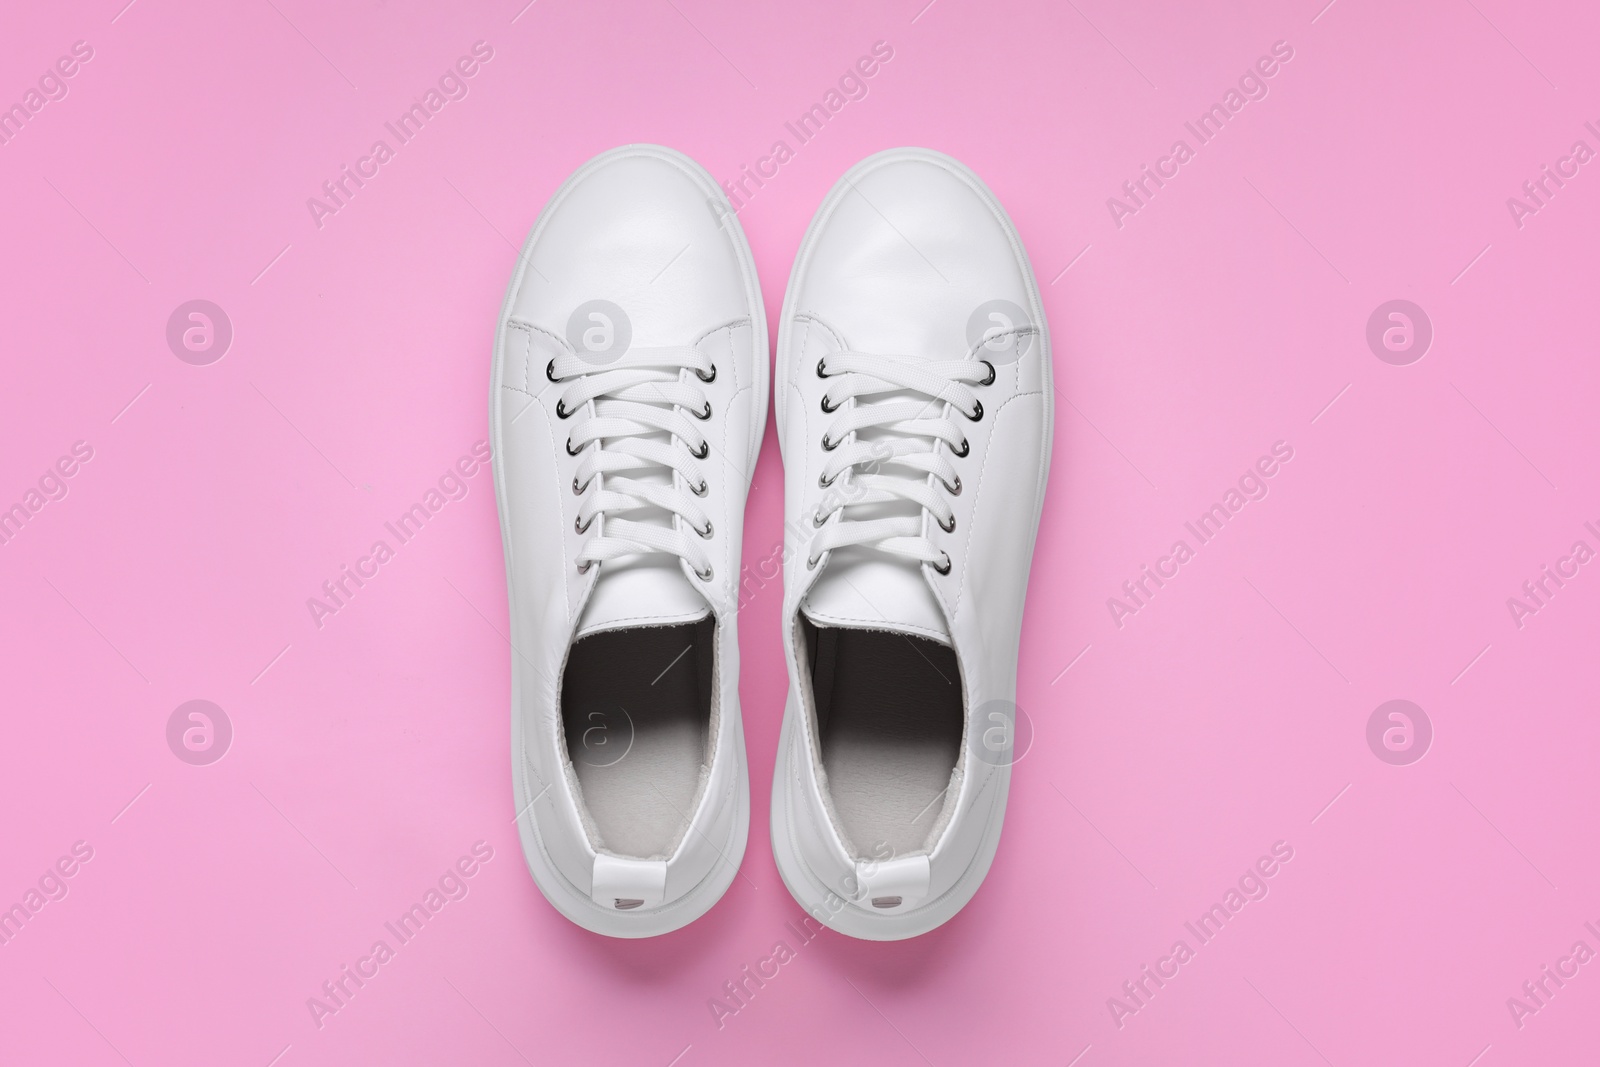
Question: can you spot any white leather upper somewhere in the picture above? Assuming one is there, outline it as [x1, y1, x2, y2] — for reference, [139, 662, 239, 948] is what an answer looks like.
[492, 146, 763, 926]
[774, 149, 1053, 924]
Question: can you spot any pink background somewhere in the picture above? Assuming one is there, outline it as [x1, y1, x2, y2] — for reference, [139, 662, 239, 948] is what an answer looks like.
[3, 0, 1598, 1063]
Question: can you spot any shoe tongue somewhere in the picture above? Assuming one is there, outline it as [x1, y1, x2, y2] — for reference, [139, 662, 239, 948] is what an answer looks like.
[800, 549, 950, 644]
[577, 555, 709, 639]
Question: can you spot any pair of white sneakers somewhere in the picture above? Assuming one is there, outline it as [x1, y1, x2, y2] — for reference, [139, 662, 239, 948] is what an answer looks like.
[490, 145, 1052, 940]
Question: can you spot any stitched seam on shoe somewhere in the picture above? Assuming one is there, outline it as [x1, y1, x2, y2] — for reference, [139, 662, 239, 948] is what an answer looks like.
[943, 388, 1043, 622]
[505, 319, 569, 398]
[793, 313, 848, 366]
[575, 608, 713, 629]
[799, 609, 951, 646]
[497, 331, 575, 627]
[731, 327, 756, 471]
[690, 319, 753, 472]
[691, 318, 749, 362]
[716, 379, 754, 606]
[791, 313, 849, 544]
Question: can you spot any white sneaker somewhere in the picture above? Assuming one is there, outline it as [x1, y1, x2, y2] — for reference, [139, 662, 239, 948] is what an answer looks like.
[770, 148, 1053, 939]
[490, 145, 767, 937]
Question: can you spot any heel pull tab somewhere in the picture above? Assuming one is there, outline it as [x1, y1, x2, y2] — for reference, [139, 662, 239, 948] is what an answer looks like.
[591, 854, 668, 910]
[853, 855, 930, 914]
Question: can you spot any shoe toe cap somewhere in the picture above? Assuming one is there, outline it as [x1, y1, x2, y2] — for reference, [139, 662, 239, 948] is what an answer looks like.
[511, 145, 752, 347]
[793, 149, 1035, 359]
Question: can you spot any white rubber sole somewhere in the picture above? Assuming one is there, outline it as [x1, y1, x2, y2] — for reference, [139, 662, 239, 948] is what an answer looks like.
[490, 144, 769, 938]
[769, 147, 1055, 940]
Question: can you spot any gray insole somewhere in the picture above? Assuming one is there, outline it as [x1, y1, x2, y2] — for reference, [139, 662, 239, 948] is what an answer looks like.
[562, 618, 713, 859]
[806, 620, 963, 857]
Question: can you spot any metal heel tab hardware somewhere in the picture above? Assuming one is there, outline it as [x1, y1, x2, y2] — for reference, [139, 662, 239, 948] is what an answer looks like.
[590, 855, 668, 911]
[852, 855, 931, 914]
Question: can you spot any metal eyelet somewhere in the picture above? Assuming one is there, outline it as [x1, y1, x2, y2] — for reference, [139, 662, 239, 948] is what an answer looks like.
[696, 364, 717, 383]
[696, 521, 714, 539]
[965, 399, 983, 422]
[938, 513, 956, 533]
[978, 359, 996, 386]
[933, 553, 952, 575]
[818, 470, 838, 488]
[556, 399, 574, 419]
[821, 434, 838, 452]
[943, 475, 962, 496]
[816, 358, 829, 379]
[577, 560, 594, 574]
[565, 438, 582, 456]
[690, 479, 709, 497]
[572, 475, 590, 495]
[575, 514, 594, 534]
[812, 509, 829, 528]
[952, 438, 970, 458]
[546, 359, 559, 383]
[806, 554, 821, 570]
[691, 440, 710, 459]
[820, 395, 838, 414]
[694, 563, 714, 581]
[692, 401, 712, 420]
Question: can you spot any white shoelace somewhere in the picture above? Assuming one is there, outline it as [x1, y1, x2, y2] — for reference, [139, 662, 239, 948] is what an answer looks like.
[807, 350, 994, 573]
[549, 345, 718, 580]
